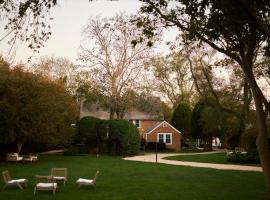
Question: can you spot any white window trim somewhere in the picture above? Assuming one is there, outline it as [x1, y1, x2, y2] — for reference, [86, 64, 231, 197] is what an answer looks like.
[157, 133, 172, 145]
[133, 119, 141, 128]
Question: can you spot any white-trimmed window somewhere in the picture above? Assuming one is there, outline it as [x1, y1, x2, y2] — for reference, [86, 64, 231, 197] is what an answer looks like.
[129, 119, 141, 128]
[157, 133, 172, 144]
[135, 120, 141, 128]
[158, 134, 164, 143]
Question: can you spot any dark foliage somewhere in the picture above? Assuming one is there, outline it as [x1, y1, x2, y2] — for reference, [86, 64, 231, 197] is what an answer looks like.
[227, 149, 260, 164]
[107, 120, 141, 155]
[146, 142, 166, 151]
[171, 102, 191, 134]
[0, 62, 79, 152]
[76, 117, 140, 155]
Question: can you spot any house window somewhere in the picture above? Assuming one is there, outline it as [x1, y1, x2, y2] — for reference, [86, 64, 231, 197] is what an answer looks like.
[157, 133, 172, 144]
[134, 120, 141, 128]
[158, 134, 164, 143]
[165, 134, 171, 144]
[129, 119, 141, 128]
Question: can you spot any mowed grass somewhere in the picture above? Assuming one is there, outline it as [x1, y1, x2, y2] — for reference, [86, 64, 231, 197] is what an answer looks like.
[165, 152, 260, 166]
[0, 154, 269, 200]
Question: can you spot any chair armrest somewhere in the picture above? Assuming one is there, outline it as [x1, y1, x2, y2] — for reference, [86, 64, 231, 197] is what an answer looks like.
[35, 175, 54, 183]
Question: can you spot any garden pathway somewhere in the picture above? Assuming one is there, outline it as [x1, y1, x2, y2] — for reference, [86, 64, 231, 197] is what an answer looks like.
[123, 151, 262, 172]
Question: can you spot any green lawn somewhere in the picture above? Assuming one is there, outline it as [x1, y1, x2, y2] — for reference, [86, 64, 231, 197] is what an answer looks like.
[165, 152, 260, 166]
[0, 154, 269, 200]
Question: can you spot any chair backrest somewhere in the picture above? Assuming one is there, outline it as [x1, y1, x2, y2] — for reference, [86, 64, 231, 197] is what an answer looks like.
[2, 170, 11, 184]
[235, 147, 245, 153]
[51, 168, 67, 178]
[93, 170, 99, 182]
[30, 153, 38, 157]
[6, 153, 17, 158]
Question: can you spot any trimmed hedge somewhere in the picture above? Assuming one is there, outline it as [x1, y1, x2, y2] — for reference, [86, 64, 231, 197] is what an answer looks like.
[76, 117, 140, 155]
[107, 119, 140, 155]
[78, 116, 106, 145]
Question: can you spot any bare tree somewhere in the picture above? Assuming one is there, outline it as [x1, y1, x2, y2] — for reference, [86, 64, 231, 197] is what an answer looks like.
[32, 56, 82, 95]
[78, 14, 152, 119]
[145, 51, 195, 107]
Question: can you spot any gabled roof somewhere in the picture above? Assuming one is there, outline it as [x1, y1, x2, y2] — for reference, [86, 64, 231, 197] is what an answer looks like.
[80, 101, 163, 120]
[145, 121, 182, 135]
[143, 121, 161, 133]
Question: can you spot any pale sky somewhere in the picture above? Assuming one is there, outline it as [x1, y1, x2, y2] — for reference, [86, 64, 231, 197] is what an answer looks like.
[0, 0, 164, 64]
[0, 0, 268, 98]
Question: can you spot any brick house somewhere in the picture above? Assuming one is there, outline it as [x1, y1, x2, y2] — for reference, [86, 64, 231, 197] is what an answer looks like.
[80, 102, 182, 151]
[142, 121, 182, 151]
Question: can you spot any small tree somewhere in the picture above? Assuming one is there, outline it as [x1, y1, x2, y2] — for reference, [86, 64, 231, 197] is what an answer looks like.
[190, 100, 204, 143]
[171, 102, 191, 135]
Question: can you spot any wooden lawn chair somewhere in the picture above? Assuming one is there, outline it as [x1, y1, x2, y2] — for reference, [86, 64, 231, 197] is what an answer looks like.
[2, 170, 27, 190]
[76, 170, 99, 189]
[51, 168, 67, 185]
[34, 175, 57, 195]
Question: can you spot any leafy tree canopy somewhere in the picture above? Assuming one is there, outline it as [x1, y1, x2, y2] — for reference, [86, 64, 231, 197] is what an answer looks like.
[0, 60, 79, 152]
[171, 102, 191, 134]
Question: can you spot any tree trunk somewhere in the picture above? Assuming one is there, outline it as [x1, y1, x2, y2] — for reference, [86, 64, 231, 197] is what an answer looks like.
[243, 65, 270, 191]
[223, 136, 229, 149]
[110, 107, 115, 119]
[208, 137, 213, 151]
[16, 142, 23, 154]
[251, 87, 270, 192]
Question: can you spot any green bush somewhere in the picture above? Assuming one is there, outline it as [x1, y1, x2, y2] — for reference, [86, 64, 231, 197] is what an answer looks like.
[227, 149, 260, 164]
[76, 117, 140, 155]
[146, 142, 167, 151]
[63, 145, 89, 156]
[107, 119, 140, 155]
[63, 146, 81, 156]
[141, 138, 146, 147]
[78, 116, 101, 144]
[77, 116, 107, 152]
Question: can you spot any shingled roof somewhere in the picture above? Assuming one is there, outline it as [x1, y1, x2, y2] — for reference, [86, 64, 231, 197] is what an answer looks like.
[80, 101, 163, 120]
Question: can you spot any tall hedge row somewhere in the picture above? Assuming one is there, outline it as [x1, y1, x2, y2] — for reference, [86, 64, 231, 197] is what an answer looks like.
[78, 116, 107, 146]
[107, 119, 140, 155]
[77, 117, 140, 155]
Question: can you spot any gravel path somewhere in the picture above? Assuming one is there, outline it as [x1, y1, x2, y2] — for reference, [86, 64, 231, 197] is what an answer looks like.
[123, 151, 262, 172]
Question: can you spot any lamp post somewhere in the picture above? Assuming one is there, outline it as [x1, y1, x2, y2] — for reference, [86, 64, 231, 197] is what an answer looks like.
[155, 141, 158, 163]
[106, 125, 109, 153]
[106, 125, 109, 138]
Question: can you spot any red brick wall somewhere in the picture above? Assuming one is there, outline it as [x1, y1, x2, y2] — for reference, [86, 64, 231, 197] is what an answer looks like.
[138, 120, 159, 135]
[146, 125, 181, 151]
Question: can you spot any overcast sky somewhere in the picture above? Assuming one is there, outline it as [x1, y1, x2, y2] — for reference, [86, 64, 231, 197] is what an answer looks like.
[1, 0, 162, 64]
[0, 0, 269, 97]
